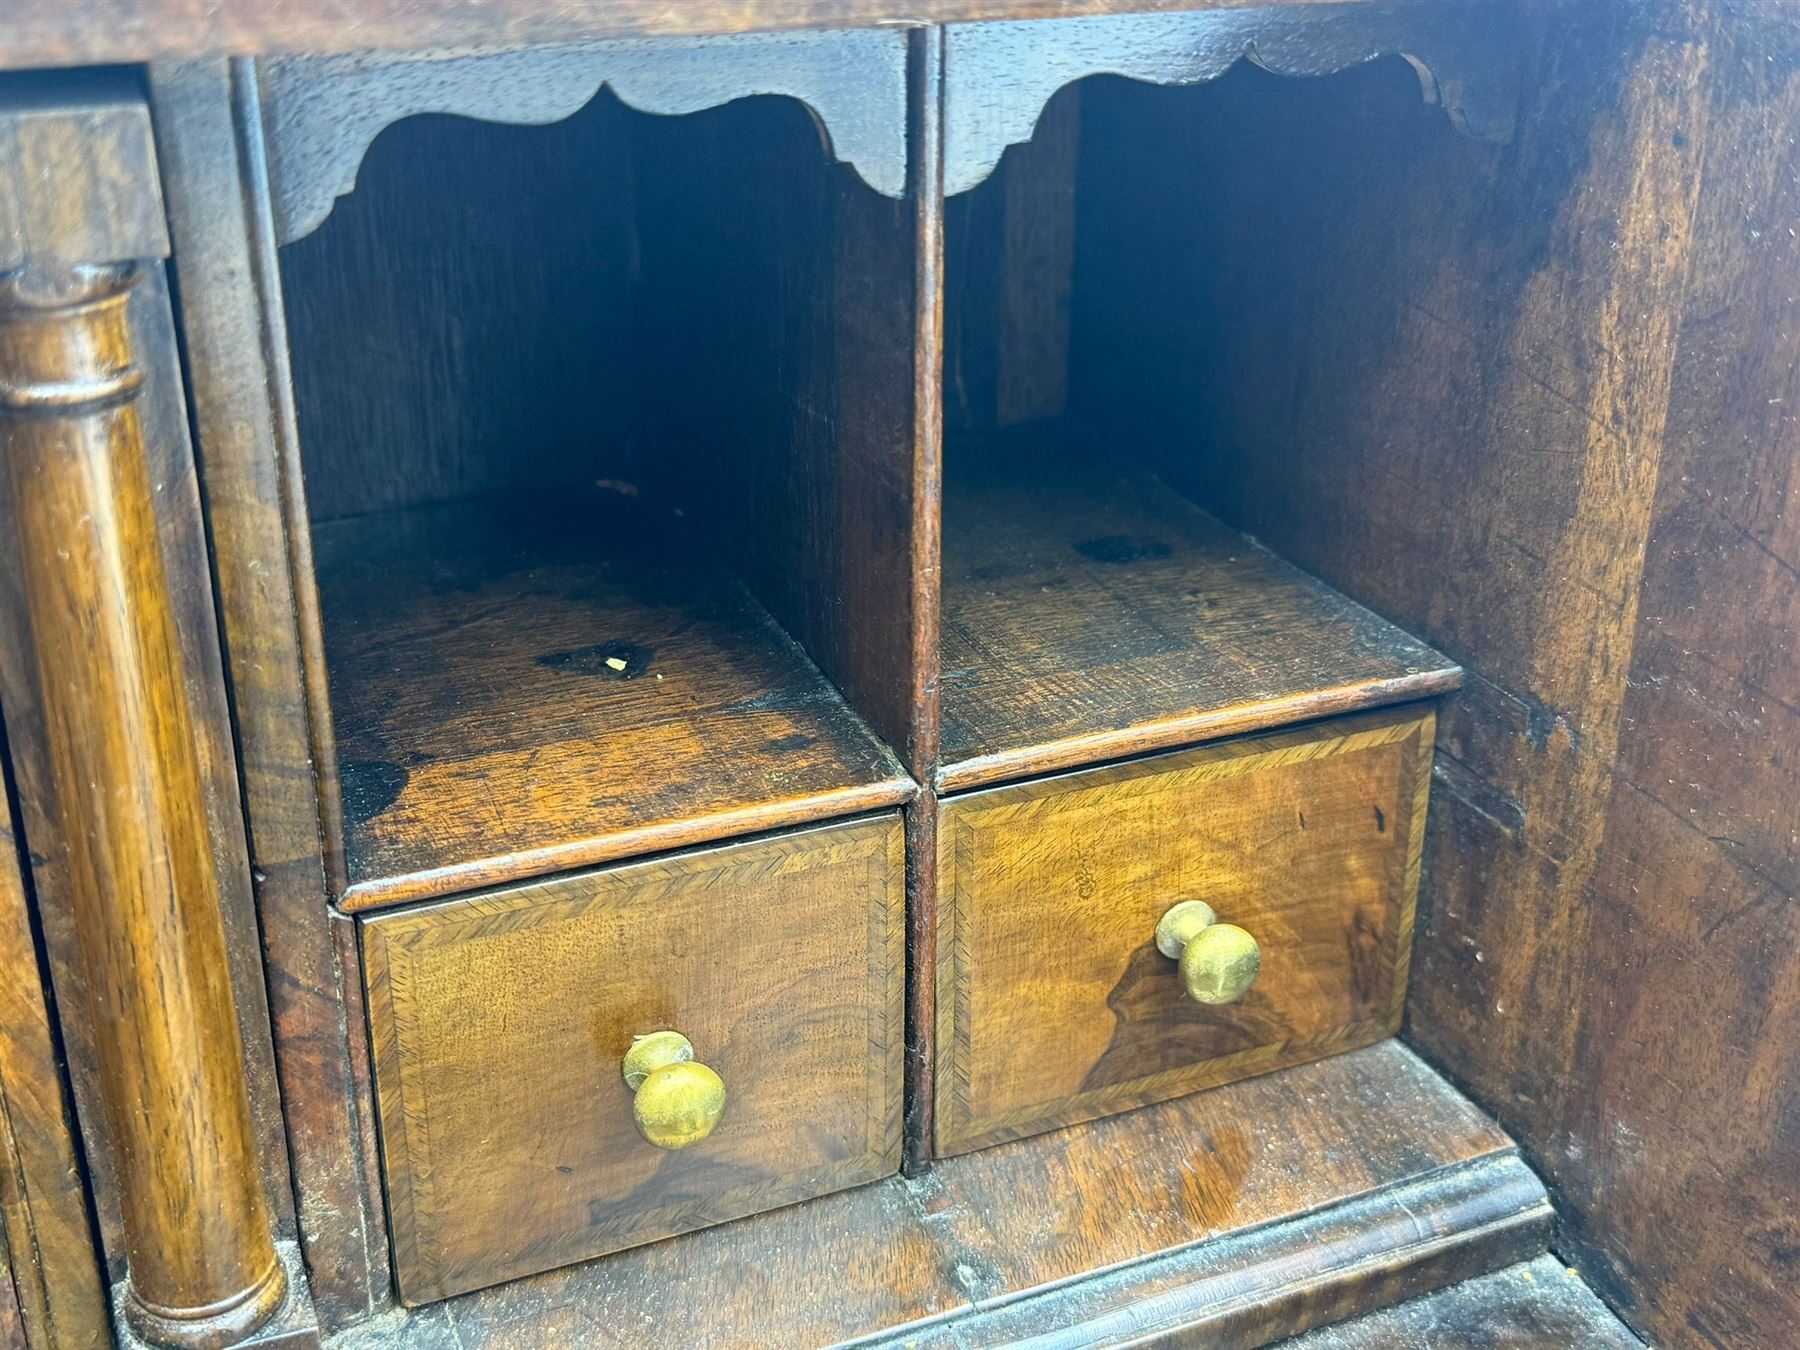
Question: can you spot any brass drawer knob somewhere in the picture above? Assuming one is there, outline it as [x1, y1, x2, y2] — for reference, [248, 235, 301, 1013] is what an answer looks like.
[621, 1030, 726, 1150]
[1155, 900, 1262, 1004]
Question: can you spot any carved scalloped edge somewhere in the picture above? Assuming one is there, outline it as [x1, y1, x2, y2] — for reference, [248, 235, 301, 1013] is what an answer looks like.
[258, 28, 908, 245]
[943, 3, 1525, 197]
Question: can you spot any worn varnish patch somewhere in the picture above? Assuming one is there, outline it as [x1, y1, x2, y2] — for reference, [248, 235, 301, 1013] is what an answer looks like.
[312, 490, 914, 908]
[938, 429, 1461, 791]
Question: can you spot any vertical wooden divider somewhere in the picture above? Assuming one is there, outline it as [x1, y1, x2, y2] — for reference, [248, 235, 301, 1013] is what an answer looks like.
[148, 60, 392, 1331]
[903, 24, 947, 1174]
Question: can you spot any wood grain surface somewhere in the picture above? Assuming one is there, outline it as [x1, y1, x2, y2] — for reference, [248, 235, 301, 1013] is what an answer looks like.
[330, 1042, 1545, 1347]
[0, 83, 302, 1302]
[939, 429, 1458, 791]
[1282, 1255, 1641, 1349]
[936, 705, 1434, 1154]
[258, 28, 909, 242]
[1060, 9, 1800, 1344]
[902, 25, 949, 1173]
[150, 60, 393, 1329]
[0, 738, 107, 1350]
[278, 94, 641, 525]
[0, 0, 1365, 74]
[179, 55, 936, 1315]
[627, 88, 935, 777]
[314, 491, 913, 909]
[0, 262, 286, 1344]
[361, 813, 905, 1305]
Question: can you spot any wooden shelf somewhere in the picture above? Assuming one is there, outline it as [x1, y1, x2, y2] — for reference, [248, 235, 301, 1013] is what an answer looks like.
[312, 490, 913, 909]
[331, 1042, 1550, 1348]
[939, 428, 1462, 792]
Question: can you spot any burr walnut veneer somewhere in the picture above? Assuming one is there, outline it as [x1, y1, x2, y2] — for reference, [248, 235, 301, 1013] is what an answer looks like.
[361, 814, 905, 1305]
[935, 706, 1434, 1155]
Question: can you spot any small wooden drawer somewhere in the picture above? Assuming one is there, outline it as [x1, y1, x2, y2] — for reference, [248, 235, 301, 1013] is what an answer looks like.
[933, 706, 1434, 1156]
[361, 813, 905, 1305]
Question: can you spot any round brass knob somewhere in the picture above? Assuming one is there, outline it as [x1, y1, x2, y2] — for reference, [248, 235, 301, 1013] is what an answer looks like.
[620, 1030, 726, 1150]
[1155, 900, 1261, 1004]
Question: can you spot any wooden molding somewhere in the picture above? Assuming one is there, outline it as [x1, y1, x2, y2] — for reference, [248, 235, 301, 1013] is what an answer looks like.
[257, 28, 910, 245]
[864, 1153, 1549, 1346]
[942, 1, 1526, 196]
[0, 85, 310, 1349]
[146, 59, 388, 1331]
[0, 259, 289, 1347]
[332, 1042, 1551, 1346]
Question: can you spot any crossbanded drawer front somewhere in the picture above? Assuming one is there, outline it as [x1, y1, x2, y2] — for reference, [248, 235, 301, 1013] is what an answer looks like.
[934, 706, 1434, 1156]
[361, 813, 905, 1304]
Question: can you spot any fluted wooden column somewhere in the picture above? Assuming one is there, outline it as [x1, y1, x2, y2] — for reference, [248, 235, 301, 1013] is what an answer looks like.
[0, 255, 286, 1345]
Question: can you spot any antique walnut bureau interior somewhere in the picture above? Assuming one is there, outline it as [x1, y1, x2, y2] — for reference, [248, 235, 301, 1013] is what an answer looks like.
[24, 3, 1592, 1343]
[244, 11, 1481, 1306]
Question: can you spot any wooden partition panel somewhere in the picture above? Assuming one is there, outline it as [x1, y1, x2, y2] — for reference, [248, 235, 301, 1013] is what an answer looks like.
[631, 90, 934, 774]
[1064, 4, 1800, 1344]
[157, 31, 941, 1322]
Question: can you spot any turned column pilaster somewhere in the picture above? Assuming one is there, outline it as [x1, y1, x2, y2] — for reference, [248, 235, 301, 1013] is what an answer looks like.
[0, 259, 286, 1349]
[0, 89, 289, 1350]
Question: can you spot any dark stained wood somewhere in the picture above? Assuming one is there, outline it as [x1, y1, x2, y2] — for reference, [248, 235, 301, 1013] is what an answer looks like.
[630, 86, 933, 779]
[940, 0, 1527, 197]
[0, 0, 1373, 75]
[0, 259, 286, 1345]
[149, 59, 391, 1330]
[1051, 6, 1798, 1345]
[285, 73, 931, 795]
[942, 78, 1082, 436]
[938, 429, 1460, 792]
[171, 49, 937, 1319]
[902, 792, 941, 1176]
[315, 491, 914, 909]
[936, 705, 1434, 1154]
[1067, 39, 1703, 1207]
[1069, 21, 1668, 1166]
[0, 739, 108, 1350]
[0, 77, 312, 1346]
[361, 813, 905, 1304]
[902, 23, 948, 1175]
[1553, 4, 1800, 1341]
[907, 25, 948, 783]
[327, 1042, 1547, 1347]
[0, 79, 168, 271]
[995, 82, 1078, 428]
[91, 5, 1800, 1347]
[258, 29, 910, 243]
[1281, 1256, 1641, 1349]
[278, 93, 640, 525]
